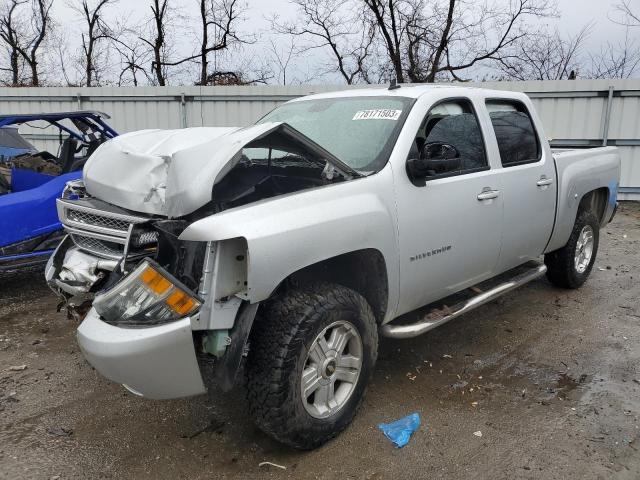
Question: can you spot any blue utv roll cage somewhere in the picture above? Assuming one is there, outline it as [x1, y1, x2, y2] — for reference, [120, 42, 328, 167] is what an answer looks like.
[0, 111, 118, 272]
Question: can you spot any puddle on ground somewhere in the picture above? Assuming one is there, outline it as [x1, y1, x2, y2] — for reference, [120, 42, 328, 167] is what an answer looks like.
[556, 372, 587, 390]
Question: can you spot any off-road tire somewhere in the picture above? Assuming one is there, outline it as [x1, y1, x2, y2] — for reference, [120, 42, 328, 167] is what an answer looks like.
[545, 210, 600, 289]
[246, 283, 378, 450]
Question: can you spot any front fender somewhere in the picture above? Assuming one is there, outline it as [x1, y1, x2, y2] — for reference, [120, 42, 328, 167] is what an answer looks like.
[179, 167, 399, 320]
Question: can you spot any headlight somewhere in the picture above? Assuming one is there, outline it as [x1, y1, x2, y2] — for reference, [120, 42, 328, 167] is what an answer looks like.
[93, 259, 201, 327]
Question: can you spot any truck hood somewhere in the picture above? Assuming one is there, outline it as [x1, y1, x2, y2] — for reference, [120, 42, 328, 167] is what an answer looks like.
[83, 123, 290, 218]
[83, 123, 357, 218]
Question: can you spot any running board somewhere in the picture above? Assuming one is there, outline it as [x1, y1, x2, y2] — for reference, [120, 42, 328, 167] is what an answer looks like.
[381, 263, 547, 339]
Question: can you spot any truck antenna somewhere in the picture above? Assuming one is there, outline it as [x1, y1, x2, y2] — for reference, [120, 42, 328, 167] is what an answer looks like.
[389, 78, 401, 90]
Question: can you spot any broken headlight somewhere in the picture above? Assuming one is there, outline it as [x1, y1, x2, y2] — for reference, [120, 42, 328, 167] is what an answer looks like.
[93, 259, 201, 327]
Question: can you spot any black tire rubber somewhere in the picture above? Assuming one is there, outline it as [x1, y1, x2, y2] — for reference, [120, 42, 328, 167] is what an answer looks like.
[544, 209, 600, 289]
[246, 283, 378, 450]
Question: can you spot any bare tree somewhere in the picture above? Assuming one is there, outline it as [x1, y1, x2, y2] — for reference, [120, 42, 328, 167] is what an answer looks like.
[110, 26, 152, 86]
[268, 37, 295, 85]
[364, 0, 556, 83]
[21, 0, 51, 86]
[53, 38, 78, 86]
[140, 0, 171, 86]
[496, 25, 590, 80]
[72, 0, 117, 86]
[0, 0, 25, 86]
[588, 0, 640, 79]
[0, 0, 52, 86]
[279, 0, 555, 84]
[589, 28, 640, 79]
[146, 0, 252, 85]
[360, 0, 408, 82]
[611, 0, 640, 27]
[138, 0, 197, 86]
[193, 0, 253, 85]
[274, 0, 376, 84]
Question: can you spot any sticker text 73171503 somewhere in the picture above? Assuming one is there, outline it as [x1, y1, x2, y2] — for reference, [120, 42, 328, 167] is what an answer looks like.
[352, 109, 402, 121]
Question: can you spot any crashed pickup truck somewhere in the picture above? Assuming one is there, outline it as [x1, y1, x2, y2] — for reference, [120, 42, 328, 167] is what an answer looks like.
[46, 85, 620, 449]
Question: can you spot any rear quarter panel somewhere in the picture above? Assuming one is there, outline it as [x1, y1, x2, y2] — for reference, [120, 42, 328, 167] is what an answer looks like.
[545, 147, 620, 253]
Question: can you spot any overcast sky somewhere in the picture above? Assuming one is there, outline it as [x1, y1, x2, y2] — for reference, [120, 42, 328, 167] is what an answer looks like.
[555, 0, 631, 49]
[47, 0, 637, 85]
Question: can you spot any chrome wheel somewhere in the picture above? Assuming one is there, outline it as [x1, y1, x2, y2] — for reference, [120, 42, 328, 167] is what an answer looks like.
[574, 225, 594, 274]
[301, 320, 363, 419]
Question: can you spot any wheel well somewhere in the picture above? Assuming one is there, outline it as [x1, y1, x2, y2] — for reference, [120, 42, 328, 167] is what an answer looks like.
[579, 187, 609, 225]
[269, 249, 389, 323]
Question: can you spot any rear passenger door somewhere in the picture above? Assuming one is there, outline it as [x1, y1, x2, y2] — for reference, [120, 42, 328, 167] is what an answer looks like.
[485, 100, 557, 272]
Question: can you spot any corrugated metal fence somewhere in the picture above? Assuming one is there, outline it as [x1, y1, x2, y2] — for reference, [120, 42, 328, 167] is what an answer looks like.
[1, 79, 639, 199]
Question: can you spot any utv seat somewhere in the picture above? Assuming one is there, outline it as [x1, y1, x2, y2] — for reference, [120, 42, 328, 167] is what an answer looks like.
[60, 137, 79, 174]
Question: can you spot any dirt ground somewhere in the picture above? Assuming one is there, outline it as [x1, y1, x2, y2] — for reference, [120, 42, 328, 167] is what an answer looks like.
[1, 204, 639, 480]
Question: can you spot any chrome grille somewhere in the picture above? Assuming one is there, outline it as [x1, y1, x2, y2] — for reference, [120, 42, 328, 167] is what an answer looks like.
[58, 197, 152, 260]
[66, 209, 130, 232]
[71, 234, 125, 258]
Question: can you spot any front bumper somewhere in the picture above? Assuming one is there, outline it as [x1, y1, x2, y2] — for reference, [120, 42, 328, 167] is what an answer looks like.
[77, 308, 206, 399]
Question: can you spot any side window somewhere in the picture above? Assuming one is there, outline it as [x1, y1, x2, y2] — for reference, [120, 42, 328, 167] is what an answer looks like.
[486, 100, 541, 167]
[412, 99, 488, 177]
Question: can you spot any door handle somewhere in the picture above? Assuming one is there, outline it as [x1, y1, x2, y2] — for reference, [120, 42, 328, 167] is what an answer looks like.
[537, 178, 553, 187]
[477, 190, 500, 201]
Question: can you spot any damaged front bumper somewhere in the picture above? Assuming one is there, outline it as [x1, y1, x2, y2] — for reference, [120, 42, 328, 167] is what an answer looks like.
[47, 189, 256, 397]
[48, 237, 207, 399]
[78, 308, 206, 399]
[45, 236, 117, 294]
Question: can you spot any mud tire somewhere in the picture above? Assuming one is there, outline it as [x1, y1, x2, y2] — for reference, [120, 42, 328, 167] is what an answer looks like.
[545, 210, 600, 289]
[246, 283, 378, 450]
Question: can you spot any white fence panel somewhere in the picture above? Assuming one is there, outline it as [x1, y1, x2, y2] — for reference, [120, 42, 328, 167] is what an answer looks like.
[1, 80, 638, 198]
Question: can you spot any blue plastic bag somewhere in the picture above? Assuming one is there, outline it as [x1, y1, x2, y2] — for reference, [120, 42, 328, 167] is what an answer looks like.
[378, 412, 421, 448]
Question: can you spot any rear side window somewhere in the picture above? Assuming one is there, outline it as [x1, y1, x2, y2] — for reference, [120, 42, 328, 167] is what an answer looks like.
[486, 100, 540, 167]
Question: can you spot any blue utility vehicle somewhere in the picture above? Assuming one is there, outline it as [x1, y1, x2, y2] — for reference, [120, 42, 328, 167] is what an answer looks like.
[0, 111, 117, 271]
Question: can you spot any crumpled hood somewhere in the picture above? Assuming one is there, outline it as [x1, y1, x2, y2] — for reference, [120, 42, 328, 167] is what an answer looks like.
[83, 123, 281, 218]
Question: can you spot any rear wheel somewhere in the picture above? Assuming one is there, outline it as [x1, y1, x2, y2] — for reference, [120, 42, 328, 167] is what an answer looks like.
[246, 283, 378, 449]
[545, 210, 599, 289]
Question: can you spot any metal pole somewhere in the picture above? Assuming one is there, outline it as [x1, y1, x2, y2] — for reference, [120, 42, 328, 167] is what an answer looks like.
[180, 92, 187, 128]
[602, 85, 614, 146]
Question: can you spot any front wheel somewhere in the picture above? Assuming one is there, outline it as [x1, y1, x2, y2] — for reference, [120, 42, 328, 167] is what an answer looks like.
[246, 283, 378, 449]
[545, 210, 600, 289]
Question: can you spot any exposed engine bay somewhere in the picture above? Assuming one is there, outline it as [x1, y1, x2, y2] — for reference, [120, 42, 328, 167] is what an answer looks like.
[206, 133, 346, 213]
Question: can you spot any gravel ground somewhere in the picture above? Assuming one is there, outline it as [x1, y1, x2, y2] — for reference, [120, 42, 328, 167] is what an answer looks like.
[0, 203, 639, 480]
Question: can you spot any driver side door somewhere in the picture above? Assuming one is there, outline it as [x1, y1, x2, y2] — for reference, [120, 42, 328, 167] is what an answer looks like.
[395, 98, 504, 316]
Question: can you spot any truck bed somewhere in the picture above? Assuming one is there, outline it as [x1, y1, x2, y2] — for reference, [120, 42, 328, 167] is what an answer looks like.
[545, 146, 620, 253]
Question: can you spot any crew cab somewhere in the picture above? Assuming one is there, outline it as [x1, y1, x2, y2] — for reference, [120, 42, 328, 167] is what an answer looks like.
[45, 86, 620, 449]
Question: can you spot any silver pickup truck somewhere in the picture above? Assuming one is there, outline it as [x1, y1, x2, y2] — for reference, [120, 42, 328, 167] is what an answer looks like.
[45, 85, 620, 449]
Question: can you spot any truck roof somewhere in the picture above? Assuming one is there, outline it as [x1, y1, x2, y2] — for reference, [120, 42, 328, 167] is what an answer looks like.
[292, 84, 528, 102]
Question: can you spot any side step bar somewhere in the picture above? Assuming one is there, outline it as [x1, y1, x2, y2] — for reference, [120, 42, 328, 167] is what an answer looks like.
[381, 263, 547, 339]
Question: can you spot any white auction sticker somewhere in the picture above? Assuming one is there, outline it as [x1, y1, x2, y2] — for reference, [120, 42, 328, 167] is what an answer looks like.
[352, 109, 402, 121]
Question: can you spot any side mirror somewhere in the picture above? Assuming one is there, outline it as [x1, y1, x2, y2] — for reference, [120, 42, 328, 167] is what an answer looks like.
[407, 142, 461, 181]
